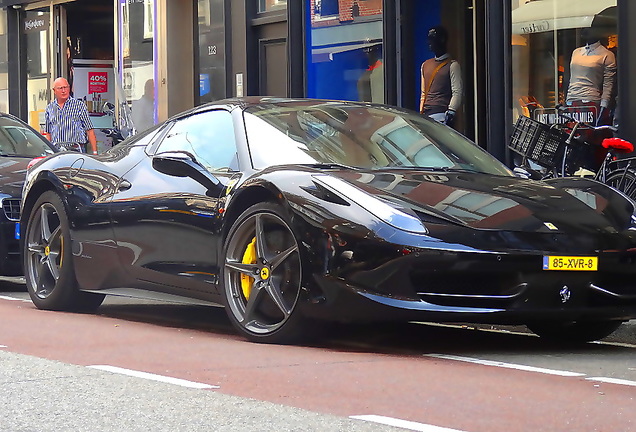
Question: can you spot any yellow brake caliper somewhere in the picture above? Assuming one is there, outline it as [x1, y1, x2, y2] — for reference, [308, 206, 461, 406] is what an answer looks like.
[240, 237, 257, 300]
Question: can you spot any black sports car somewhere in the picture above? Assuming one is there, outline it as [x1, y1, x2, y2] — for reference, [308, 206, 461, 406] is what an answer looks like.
[20, 98, 636, 343]
[0, 112, 57, 275]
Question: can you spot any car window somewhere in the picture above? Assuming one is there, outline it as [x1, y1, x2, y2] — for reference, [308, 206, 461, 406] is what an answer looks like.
[0, 117, 55, 157]
[156, 110, 238, 172]
[244, 103, 513, 177]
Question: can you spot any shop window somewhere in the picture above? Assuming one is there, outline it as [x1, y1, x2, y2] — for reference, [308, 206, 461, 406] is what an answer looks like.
[0, 9, 7, 113]
[258, 0, 287, 13]
[120, 0, 156, 134]
[511, 0, 618, 128]
[306, 0, 384, 103]
[25, 9, 51, 130]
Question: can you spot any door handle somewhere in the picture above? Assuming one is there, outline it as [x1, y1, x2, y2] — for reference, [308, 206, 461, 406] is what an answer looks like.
[118, 180, 132, 191]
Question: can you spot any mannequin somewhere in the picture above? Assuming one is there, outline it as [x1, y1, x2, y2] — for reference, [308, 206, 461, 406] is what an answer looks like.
[357, 44, 384, 103]
[419, 26, 463, 128]
[566, 27, 616, 125]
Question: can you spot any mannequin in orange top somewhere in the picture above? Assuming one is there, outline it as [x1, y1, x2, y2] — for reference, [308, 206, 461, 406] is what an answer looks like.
[357, 44, 384, 103]
[419, 26, 463, 128]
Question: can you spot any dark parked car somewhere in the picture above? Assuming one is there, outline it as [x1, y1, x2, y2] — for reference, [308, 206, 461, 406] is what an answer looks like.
[20, 98, 636, 343]
[0, 113, 56, 275]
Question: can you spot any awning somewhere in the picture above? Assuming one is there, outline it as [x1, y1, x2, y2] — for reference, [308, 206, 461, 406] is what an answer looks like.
[512, 0, 616, 34]
[312, 42, 381, 63]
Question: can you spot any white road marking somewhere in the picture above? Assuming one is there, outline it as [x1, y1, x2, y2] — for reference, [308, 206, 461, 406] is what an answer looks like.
[0, 295, 30, 302]
[351, 415, 467, 432]
[587, 377, 636, 387]
[0, 345, 6, 348]
[413, 321, 636, 349]
[592, 340, 636, 349]
[88, 365, 218, 389]
[425, 354, 585, 377]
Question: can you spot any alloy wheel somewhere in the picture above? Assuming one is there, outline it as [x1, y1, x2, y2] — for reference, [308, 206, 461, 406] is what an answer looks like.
[224, 210, 302, 337]
[25, 202, 64, 299]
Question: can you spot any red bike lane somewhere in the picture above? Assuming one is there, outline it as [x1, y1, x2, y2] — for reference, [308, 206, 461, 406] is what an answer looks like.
[1, 297, 635, 432]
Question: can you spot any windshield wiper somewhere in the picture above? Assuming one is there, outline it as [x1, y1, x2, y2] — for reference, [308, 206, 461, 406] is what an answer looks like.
[304, 163, 357, 170]
[437, 166, 476, 173]
[372, 165, 476, 173]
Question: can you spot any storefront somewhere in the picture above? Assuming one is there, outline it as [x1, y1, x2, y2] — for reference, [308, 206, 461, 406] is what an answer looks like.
[305, 0, 479, 140]
[0, 0, 197, 144]
[0, 0, 634, 162]
[0, 1, 116, 133]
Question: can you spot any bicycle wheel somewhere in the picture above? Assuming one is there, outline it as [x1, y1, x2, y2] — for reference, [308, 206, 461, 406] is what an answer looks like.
[605, 169, 636, 201]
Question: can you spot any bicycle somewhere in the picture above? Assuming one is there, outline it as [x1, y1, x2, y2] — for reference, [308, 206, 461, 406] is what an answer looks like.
[509, 105, 636, 200]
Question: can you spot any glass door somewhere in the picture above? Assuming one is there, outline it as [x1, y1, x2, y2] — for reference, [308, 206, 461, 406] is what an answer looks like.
[25, 6, 51, 131]
[0, 10, 9, 113]
[118, 0, 156, 133]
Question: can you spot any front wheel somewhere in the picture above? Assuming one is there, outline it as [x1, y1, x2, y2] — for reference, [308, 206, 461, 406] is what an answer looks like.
[605, 169, 636, 201]
[526, 320, 623, 343]
[23, 191, 104, 312]
[222, 203, 306, 344]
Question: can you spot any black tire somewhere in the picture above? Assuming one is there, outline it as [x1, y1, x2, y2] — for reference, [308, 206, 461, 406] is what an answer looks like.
[222, 202, 306, 344]
[605, 169, 636, 201]
[526, 320, 623, 343]
[23, 191, 104, 312]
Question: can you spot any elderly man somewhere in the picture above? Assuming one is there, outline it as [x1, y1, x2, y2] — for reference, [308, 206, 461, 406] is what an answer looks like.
[44, 77, 98, 154]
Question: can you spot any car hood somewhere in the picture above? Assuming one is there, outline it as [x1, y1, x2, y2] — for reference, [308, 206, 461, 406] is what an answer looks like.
[330, 169, 633, 233]
[0, 157, 32, 198]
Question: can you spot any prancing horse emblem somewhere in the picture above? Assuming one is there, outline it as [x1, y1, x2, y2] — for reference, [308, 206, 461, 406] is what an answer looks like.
[260, 267, 270, 280]
[559, 286, 571, 303]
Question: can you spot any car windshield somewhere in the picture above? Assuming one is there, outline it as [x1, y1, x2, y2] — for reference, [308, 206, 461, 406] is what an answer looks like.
[0, 116, 55, 157]
[243, 101, 512, 176]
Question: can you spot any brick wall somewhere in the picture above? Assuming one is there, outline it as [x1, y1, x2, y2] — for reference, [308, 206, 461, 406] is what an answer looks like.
[310, 0, 383, 28]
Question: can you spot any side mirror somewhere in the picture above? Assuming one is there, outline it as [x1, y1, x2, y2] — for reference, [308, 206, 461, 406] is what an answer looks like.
[152, 151, 222, 195]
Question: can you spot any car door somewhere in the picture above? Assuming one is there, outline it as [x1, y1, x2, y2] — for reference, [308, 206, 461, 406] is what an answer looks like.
[109, 109, 240, 302]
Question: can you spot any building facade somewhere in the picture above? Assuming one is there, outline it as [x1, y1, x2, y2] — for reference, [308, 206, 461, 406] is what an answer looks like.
[0, 0, 634, 163]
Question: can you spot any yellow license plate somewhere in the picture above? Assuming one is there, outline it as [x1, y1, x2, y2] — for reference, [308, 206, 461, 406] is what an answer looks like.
[543, 256, 598, 271]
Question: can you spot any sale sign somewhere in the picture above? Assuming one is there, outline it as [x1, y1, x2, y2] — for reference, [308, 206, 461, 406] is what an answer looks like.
[88, 72, 108, 93]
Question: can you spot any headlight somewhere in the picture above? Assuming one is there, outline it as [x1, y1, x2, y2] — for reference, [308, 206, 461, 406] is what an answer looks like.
[312, 175, 428, 234]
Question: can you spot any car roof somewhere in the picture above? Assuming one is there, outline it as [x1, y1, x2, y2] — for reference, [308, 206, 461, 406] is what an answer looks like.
[183, 97, 410, 118]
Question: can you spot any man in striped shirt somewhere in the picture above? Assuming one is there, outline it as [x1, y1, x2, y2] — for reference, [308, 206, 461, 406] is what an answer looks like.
[44, 77, 98, 155]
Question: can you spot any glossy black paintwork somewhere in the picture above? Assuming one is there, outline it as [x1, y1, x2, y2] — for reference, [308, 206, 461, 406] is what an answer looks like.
[0, 112, 58, 275]
[20, 98, 636, 324]
[0, 158, 32, 198]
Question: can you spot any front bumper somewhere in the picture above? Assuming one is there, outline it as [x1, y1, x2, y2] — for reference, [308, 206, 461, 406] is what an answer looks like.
[301, 247, 636, 325]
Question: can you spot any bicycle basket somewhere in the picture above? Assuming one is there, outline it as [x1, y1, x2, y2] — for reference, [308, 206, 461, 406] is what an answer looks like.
[509, 116, 567, 168]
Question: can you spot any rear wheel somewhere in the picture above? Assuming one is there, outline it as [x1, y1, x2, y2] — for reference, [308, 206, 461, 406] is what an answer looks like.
[526, 320, 623, 343]
[222, 203, 306, 344]
[605, 169, 636, 201]
[24, 191, 104, 312]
